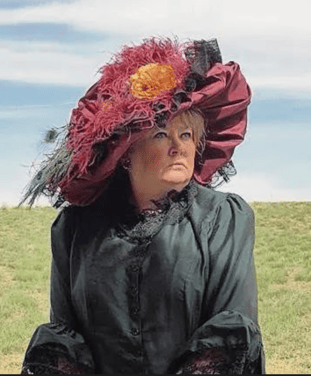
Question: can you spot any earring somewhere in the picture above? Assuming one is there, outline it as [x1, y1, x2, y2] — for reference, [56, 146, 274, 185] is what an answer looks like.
[122, 158, 131, 171]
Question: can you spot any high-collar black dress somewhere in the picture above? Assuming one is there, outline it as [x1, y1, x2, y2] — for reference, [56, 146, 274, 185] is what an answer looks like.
[21, 172, 266, 374]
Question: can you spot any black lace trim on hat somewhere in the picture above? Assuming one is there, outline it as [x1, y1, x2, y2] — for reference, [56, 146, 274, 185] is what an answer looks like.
[206, 160, 237, 189]
[184, 38, 222, 78]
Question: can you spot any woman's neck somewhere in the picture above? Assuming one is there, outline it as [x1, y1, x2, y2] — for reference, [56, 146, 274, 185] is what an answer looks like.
[129, 180, 188, 212]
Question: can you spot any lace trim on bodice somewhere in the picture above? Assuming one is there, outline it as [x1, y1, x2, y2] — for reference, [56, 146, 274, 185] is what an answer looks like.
[115, 180, 198, 242]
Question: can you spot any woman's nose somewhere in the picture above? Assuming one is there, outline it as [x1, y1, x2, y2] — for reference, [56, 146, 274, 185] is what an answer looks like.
[169, 137, 185, 156]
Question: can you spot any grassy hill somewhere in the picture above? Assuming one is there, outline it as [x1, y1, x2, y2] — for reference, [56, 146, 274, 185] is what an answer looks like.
[0, 203, 310, 374]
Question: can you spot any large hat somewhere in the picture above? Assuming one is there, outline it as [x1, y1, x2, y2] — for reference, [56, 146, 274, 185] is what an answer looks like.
[20, 37, 251, 208]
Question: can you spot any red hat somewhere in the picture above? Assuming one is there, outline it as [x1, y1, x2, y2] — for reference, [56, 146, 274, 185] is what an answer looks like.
[20, 37, 251, 208]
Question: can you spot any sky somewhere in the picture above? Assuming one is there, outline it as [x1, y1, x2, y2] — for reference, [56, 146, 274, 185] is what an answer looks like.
[1, 0, 311, 206]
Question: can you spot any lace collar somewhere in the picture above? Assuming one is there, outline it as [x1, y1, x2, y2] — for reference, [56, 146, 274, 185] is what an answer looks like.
[114, 178, 198, 243]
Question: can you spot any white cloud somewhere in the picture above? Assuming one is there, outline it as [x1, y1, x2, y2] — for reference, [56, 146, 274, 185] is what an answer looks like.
[247, 75, 311, 92]
[218, 0, 311, 37]
[0, 104, 53, 119]
[0, 189, 51, 207]
[218, 173, 311, 202]
[0, 44, 106, 86]
[1, 0, 310, 37]
[2, 38, 310, 90]
[0, 0, 310, 90]
[0, 1, 220, 35]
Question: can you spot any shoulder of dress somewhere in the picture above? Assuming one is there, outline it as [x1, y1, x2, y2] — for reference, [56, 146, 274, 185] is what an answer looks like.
[51, 204, 83, 234]
[190, 183, 253, 224]
[54, 204, 77, 221]
[58, 202, 105, 220]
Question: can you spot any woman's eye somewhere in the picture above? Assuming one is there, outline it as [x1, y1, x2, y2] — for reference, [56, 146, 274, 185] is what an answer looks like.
[181, 132, 192, 139]
[154, 132, 167, 139]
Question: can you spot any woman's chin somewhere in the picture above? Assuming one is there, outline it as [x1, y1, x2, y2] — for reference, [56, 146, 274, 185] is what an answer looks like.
[161, 172, 190, 187]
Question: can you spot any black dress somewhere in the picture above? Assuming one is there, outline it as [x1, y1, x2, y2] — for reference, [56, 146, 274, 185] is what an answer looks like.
[21, 172, 266, 374]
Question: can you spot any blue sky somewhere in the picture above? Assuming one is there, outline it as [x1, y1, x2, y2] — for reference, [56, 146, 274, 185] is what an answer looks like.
[1, 0, 311, 206]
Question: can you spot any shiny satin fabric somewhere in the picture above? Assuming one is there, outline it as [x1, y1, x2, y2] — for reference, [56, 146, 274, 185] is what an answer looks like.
[61, 61, 251, 206]
[22, 181, 265, 374]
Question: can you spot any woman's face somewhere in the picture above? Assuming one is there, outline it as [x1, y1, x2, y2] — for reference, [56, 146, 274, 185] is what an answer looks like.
[128, 114, 197, 196]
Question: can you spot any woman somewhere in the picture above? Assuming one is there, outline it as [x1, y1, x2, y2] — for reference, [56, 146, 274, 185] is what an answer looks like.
[20, 37, 265, 374]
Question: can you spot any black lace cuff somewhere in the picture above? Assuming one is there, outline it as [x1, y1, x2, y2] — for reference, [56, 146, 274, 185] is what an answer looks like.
[169, 311, 266, 374]
[175, 345, 250, 374]
[21, 345, 94, 374]
[21, 323, 95, 374]
[175, 343, 265, 374]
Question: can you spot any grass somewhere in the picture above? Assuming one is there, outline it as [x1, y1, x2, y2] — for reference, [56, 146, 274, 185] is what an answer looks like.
[0, 202, 311, 374]
[0, 206, 56, 374]
[252, 202, 311, 374]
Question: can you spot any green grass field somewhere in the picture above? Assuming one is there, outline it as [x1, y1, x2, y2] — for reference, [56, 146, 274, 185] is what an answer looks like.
[0, 202, 310, 374]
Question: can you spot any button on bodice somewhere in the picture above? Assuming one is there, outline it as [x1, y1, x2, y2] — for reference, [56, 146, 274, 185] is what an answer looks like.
[131, 328, 140, 336]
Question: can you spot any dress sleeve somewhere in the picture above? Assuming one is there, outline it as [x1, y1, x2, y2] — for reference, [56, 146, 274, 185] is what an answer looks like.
[170, 194, 266, 374]
[21, 208, 95, 374]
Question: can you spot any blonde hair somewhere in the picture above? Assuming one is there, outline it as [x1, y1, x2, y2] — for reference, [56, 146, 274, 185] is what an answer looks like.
[170, 108, 206, 155]
[123, 108, 206, 165]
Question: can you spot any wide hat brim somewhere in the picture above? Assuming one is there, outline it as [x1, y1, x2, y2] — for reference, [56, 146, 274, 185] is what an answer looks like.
[60, 61, 251, 206]
[19, 38, 251, 208]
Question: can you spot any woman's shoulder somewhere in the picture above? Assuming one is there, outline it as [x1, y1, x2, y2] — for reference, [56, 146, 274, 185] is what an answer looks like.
[50, 206, 77, 240]
[191, 182, 254, 224]
[51, 204, 87, 236]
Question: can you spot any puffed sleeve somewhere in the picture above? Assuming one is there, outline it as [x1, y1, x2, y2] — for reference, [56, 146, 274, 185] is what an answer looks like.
[170, 194, 265, 374]
[21, 207, 95, 374]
